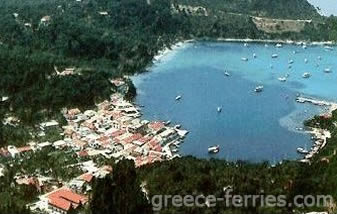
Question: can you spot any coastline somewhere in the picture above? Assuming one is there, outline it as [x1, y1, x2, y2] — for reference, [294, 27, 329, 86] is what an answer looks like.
[152, 37, 336, 64]
[296, 96, 337, 163]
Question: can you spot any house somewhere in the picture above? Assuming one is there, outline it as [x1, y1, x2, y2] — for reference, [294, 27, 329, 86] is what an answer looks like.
[17, 146, 33, 155]
[0, 164, 5, 177]
[148, 121, 165, 134]
[7, 145, 19, 158]
[40, 15, 51, 23]
[46, 188, 88, 214]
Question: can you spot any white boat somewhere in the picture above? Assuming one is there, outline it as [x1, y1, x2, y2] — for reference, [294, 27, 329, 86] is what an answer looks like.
[302, 72, 311, 78]
[165, 120, 171, 125]
[175, 95, 182, 101]
[208, 145, 220, 154]
[217, 107, 222, 113]
[302, 45, 307, 49]
[293, 50, 298, 54]
[265, 44, 269, 48]
[304, 58, 308, 63]
[278, 77, 287, 82]
[253, 53, 257, 58]
[324, 46, 333, 51]
[172, 149, 178, 153]
[288, 59, 294, 64]
[318, 56, 322, 60]
[241, 57, 248, 61]
[174, 124, 181, 129]
[297, 147, 309, 154]
[324, 68, 332, 73]
[254, 85, 264, 92]
[224, 71, 230, 77]
[244, 43, 249, 47]
[271, 54, 278, 58]
[276, 43, 283, 48]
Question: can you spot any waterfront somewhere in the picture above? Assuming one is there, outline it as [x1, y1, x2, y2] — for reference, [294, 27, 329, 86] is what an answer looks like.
[132, 41, 337, 162]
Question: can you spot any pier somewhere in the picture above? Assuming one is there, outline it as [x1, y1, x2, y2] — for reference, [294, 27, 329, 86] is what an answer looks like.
[295, 96, 337, 164]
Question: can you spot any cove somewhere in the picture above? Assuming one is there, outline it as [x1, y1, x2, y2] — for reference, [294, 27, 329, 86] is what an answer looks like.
[132, 41, 337, 162]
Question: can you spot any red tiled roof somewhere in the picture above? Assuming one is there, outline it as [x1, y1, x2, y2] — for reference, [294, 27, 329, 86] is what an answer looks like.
[0, 148, 10, 157]
[124, 133, 142, 144]
[138, 136, 153, 143]
[79, 173, 93, 183]
[17, 146, 32, 153]
[110, 130, 126, 138]
[47, 188, 88, 211]
[49, 196, 72, 211]
[148, 122, 165, 131]
[78, 150, 88, 157]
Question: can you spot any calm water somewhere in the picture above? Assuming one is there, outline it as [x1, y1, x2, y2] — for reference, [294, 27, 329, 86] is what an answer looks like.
[132, 42, 337, 162]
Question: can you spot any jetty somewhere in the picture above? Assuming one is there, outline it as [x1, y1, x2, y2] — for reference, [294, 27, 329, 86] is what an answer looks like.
[295, 96, 337, 164]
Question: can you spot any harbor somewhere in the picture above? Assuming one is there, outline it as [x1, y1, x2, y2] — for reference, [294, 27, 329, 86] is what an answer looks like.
[132, 41, 337, 161]
[295, 96, 337, 164]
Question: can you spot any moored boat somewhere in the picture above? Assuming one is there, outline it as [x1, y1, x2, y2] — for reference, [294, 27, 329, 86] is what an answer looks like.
[241, 57, 248, 61]
[254, 85, 264, 92]
[324, 68, 332, 73]
[297, 147, 309, 154]
[175, 95, 182, 101]
[302, 72, 311, 78]
[278, 77, 287, 82]
[208, 145, 220, 154]
[271, 54, 278, 58]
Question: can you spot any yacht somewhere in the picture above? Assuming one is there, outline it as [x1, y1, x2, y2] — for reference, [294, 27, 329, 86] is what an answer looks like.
[304, 58, 308, 63]
[172, 149, 178, 153]
[253, 53, 257, 58]
[276, 43, 283, 48]
[254, 85, 264, 92]
[208, 145, 220, 154]
[241, 57, 248, 61]
[265, 44, 269, 48]
[288, 59, 294, 64]
[244, 43, 249, 47]
[324, 46, 333, 51]
[165, 120, 171, 125]
[175, 95, 182, 101]
[217, 107, 222, 113]
[302, 44, 307, 49]
[324, 68, 332, 73]
[174, 124, 181, 129]
[224, 71, 230, 77]
[278, 77, 287, 82]
[271, 54, 278, 58]
[297, 147, 309, 154]
[293, 50, 298, 54]
[318, 56, 322, 60]
[302, 72, 311, 78]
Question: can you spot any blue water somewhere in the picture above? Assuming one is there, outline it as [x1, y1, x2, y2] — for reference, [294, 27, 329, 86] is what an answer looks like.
[132, 42, 337, 162]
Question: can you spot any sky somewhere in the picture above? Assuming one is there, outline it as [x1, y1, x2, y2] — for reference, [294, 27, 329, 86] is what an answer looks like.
[307, 0, 337, 16]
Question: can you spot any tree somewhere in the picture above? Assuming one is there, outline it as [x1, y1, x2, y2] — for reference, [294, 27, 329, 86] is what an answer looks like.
[90, 160, 152, 214]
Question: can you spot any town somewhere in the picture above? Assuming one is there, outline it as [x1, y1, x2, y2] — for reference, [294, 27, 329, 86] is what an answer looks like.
[0, 78, 188, 214]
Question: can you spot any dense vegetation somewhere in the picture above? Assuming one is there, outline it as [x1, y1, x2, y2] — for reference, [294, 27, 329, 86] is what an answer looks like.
[1, 0, 337, 213]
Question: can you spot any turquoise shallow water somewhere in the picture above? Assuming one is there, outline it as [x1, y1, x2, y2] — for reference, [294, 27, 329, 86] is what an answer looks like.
[132, 42, 337, 162]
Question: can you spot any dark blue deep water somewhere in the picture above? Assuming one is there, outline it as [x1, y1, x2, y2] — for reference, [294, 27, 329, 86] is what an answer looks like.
[132, 42, 337, 162]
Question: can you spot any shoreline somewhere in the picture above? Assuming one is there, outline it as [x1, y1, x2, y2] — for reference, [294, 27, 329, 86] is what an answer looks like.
[296, 96, 337, 163]
[214, 38, 336, 45]
[151, 37, 336, 64]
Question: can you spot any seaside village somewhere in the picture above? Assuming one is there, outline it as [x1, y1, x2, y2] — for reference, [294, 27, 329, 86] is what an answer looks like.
[0, 78, 188, 214]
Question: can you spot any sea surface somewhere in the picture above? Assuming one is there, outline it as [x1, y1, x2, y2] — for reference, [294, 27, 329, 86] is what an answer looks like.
[132, 42, 337, 162]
